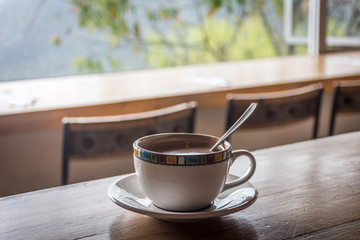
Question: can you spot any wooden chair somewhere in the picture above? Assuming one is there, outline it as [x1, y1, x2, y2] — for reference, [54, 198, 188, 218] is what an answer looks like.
[329, 80, 360, 136]
[225, 84, 323, 147]
[61, 101, 198, 185]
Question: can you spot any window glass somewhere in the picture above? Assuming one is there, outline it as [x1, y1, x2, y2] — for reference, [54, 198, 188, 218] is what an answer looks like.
[327, 0, 360, 38]
[292, 0, 308, 37]
[0, 0, 293, 82]
[284, 0, 360, 52]
[326, 0, 360, 51]
[5, 0, 357, 82]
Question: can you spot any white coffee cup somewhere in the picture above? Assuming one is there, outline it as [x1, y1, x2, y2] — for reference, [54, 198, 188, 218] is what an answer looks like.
[133, 133, 256, 212]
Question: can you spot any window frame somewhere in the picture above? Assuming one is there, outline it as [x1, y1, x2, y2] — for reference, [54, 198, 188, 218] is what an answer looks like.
[284, 0, 360, 55]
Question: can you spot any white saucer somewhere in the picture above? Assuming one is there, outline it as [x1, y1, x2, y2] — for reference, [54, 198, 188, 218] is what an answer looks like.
[108, 173, 258, 222]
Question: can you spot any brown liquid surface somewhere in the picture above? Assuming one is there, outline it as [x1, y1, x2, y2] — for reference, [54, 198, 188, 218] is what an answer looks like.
[139, 134, 226, 154]
[157, 146, 220, 155]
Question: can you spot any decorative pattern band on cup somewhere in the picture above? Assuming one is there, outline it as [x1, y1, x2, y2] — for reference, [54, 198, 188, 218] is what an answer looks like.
[133, 147, 232, 166]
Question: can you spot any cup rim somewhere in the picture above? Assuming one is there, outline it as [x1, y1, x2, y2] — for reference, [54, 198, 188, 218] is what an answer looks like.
[133, 133, 232, 166]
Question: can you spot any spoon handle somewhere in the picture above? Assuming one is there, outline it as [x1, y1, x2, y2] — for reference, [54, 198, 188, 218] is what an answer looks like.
[210, 102, 257, 151]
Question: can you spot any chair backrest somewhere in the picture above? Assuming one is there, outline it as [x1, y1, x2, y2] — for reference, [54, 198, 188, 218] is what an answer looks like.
[226, 83, 323, 141]
[61, 101, 198, 185]
[329, 80, 360, 136]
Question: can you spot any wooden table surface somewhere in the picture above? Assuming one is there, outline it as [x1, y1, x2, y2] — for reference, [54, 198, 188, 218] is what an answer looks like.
[1, 132, 360, 239]
[1, 50, 360, 135]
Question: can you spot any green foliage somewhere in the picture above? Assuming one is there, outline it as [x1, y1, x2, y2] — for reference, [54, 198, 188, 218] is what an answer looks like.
[74, 0, 130, 35]
[53, 0, 360, 74]
[271, 0, 283, 17]
[51, 35, 62, 46]
[145, 15, 275, 68]
[108, 54, 121, 69]
[69, 0, 284, 74]
[327, 18, 346, 37]
[71, 55, 103, 73]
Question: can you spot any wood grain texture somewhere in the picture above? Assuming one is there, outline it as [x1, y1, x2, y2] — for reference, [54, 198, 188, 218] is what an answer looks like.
[1, 51, 360, 134]
[0, 132, 359, 239]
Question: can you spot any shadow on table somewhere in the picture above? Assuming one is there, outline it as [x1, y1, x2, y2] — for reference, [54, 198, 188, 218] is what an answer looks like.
[109, 214, 258, 240]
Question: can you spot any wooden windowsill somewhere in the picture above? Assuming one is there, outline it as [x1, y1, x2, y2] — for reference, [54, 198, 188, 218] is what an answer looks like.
[1, 51, 360, 135]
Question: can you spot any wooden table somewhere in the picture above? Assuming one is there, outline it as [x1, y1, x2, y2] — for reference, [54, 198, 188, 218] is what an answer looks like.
[1, 50, 360, 135]
[1, 132, 360, 239]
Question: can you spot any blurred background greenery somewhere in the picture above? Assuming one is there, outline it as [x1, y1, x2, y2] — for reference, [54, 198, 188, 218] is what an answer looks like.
[70, 0, 289, 73]
[0, 0, 358, 81]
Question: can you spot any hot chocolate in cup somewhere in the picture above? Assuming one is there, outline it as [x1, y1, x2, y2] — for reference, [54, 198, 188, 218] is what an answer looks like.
[133, 133, 256, 212]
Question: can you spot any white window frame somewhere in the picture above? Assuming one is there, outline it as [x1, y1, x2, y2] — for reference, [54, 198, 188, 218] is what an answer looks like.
[284, 0, 360, 56]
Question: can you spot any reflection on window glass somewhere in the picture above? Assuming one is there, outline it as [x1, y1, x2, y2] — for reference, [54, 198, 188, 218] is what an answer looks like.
[292, 0, 308, 37]
[1, 0, 359, 82]
[288, 0, 359, 51]
[327, 0, 360, 37]
[0, 0, 321, 82]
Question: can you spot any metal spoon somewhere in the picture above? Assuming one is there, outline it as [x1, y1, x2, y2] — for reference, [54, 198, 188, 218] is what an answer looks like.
[210, 102, 257, 151]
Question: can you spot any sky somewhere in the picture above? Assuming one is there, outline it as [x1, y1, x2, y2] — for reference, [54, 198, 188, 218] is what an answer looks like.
[0, 0, 147, 81]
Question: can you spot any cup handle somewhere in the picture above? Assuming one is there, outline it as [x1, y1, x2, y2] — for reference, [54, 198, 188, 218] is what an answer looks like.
[222, 150, 256, 192]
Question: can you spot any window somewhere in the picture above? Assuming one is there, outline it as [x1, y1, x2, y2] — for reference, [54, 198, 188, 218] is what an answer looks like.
[0, 0, 359, 82]
[284, 0, 360, 55]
